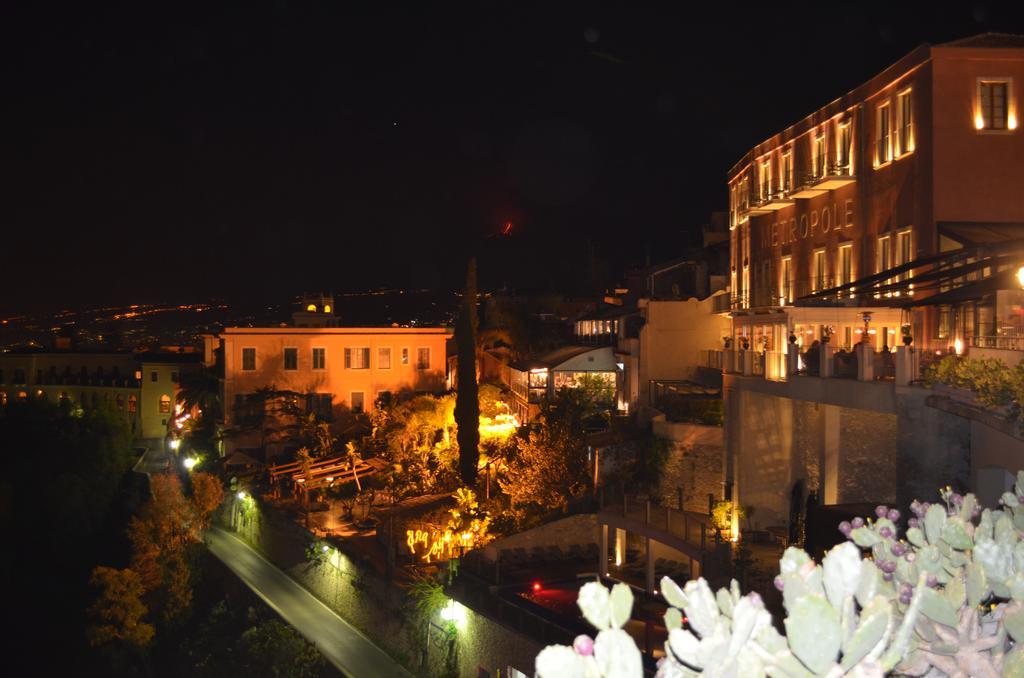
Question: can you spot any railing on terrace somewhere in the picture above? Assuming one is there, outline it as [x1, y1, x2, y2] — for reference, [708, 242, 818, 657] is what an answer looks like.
[701, 349, 724, 370]
[601, 492, 722, 554]
[729, 277, 837, 310]
[972, 336, 1024, 351]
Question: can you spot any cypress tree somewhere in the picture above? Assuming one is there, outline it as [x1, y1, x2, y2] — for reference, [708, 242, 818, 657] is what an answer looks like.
[455, 257, 480, 486]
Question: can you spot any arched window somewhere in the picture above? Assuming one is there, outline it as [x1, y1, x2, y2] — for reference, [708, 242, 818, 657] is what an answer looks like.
[17, 391, 27, 400]
[159, 394, 171, 414]
[306, 303, 317, 312]
[128, 395, 138, 413]
[323, 305, 332, 313]
[0, 391, 7, 406]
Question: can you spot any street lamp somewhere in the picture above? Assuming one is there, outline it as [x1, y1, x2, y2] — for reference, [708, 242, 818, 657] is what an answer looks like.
[168, 438, 181, 450]
[237, 490, 248, 500]
[183, 457, 197, 471]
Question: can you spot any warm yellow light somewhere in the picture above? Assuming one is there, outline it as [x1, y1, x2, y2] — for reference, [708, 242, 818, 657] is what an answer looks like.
[1011, 112, 1019, 130]
[1016, 265, 1024, 288]
[324, 305, 332, 313]
[183, 457, 197, 470]
[954, 338, 964, 355]
[975, 112, 985, 130]
[169, 439, 181, 450]
[306, 304, 317, 312]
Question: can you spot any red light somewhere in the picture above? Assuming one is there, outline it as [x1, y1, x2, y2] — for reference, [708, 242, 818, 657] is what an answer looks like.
[532, 581, 541, 592]
[502, 222, 514, 236]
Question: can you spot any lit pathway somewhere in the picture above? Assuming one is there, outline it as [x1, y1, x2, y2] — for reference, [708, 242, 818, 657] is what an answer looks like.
[206, 527, 412, 678]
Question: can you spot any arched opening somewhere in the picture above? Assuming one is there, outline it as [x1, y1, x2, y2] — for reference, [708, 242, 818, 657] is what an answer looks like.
[306, 304, 317, 312]
[159, 394, 171, 414]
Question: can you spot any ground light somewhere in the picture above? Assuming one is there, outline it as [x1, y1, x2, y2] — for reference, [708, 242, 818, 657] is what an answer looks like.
[237, 490, 247, 500]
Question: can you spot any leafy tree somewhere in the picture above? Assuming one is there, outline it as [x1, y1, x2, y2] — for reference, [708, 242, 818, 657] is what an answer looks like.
[628, 434, 669, 494]
[127, 471, 222, 623]
[87, 566, 155, 648]
[300, 413, 336, 457]
[455, 257, 480, 486]
[237, 618, 326, 678]
[190, 472, 224, 530]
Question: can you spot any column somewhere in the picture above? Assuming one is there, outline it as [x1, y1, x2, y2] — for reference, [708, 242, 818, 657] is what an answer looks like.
[615, 528, 627, 567]
[599, 524, 609, 577]
[645, 537, 656, 593]
[820, 342, 835, 377]
[856, 343, 874, 381]
[821, 404, 840, 504]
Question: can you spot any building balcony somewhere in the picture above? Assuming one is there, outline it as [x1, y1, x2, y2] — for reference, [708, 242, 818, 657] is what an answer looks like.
[791, 163, 856, 197]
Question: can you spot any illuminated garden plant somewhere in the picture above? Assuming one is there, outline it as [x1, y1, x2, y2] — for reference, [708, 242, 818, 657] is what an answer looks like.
[536, 473, 1024, 677]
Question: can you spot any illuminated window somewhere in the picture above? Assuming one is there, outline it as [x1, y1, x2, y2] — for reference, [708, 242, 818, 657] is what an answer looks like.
[159, 394, 170, 413]
[760, 159, 771, 201]
[128, 395, 138, 413]
[813, 133, 826, 177]
[0, 391, 6, 406]
[344, 347, 370, 369]
[416, 348, 431, 370]
[876, 103, 892, 164]
[378, 347, 392, 369]
[896, 229, 913, 295]
[782, 151, 792, 193]
[978, 79, 1012, 130]
[876, 235, 892, 297]
[284, 347, 298, 370]
[323, 305, 332, 313]
[938, 306, 951, 339]
[837, 121, 853, 173]
[780, 257, 793, 305]
[812, 250, 827, 292]
[838, 244, 853, 294]
[312, 347, 325, 370]
[401, 347, 410, 365]
[897, 89, 913, 154]
[306, 303, 317, 312]
[242, 348, 256, 371]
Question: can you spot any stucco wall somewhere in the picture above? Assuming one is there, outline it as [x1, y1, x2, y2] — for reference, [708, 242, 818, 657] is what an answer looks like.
[652, 421, 724, 514]
[836, 407, 897, 504]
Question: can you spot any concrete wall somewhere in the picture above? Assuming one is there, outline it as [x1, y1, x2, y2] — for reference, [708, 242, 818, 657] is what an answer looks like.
[894, 388, 971, 511]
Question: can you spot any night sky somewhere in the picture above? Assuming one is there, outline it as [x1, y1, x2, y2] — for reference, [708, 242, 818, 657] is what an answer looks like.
[4, 1, 1024, 312]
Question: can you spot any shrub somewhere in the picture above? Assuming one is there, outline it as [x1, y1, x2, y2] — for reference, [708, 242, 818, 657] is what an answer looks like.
[536, 475, 1024, 676]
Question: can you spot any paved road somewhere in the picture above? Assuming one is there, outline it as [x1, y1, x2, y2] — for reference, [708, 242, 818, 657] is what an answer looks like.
[133, 440, 171, 476]
[206, 527, 412, 678]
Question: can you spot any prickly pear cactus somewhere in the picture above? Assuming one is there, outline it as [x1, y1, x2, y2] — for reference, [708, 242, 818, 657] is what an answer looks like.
[534, 473, 1024, 677]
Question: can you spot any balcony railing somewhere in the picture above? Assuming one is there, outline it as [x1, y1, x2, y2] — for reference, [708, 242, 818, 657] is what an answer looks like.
[972, 336, 1024, 351]
[729, 277, 836, 310]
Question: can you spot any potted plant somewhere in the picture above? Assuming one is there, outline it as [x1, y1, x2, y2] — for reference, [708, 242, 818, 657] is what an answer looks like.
[902, 324, 913, 346]
[741, 337, 750, 351]
[723, 336, 733, 350]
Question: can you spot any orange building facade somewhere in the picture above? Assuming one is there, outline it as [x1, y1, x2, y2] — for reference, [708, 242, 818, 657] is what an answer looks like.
[727, 35, 1024, 355]
[213, 326, 451, 456]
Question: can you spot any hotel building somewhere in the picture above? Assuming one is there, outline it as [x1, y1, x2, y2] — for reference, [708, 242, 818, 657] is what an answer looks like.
[0, 349, 198, 440]
[717, 34, 1024, 535]
[209, 324, 451, 458]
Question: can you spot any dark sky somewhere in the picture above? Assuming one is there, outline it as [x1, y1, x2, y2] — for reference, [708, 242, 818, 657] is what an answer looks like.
[3, 1, 1023, 312]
